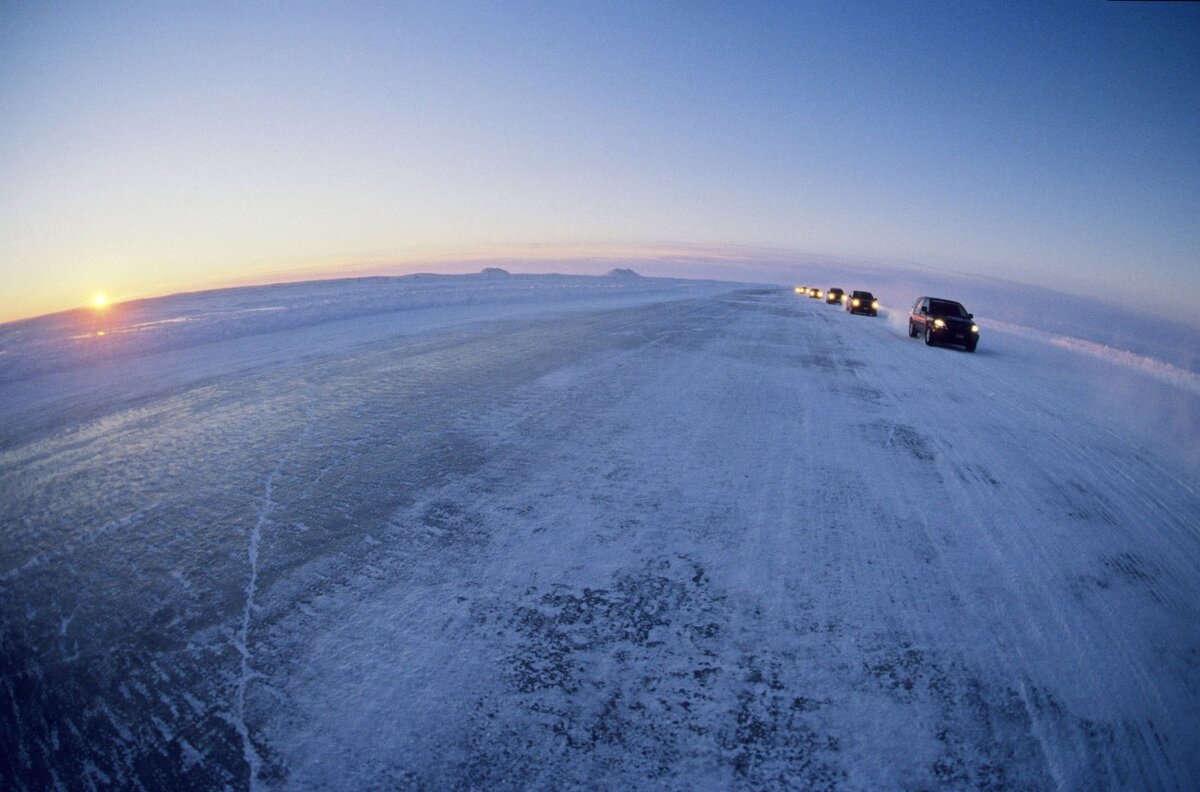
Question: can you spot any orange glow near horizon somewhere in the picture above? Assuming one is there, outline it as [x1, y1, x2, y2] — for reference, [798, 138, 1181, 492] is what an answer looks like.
[4, 243, 747, 324]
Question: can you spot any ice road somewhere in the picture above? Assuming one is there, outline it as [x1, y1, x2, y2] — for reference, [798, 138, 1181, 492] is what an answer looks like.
[2, 274, 1198, 790]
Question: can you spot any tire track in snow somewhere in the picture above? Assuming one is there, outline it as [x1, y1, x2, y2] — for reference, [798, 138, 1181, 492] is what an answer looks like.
[842, 293, 1199, 787]
[248, 290, 1198, 788]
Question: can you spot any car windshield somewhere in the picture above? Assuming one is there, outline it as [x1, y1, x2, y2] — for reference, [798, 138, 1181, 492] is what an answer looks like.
[929, 300, 967, 318]
[853, 292, 872, 299]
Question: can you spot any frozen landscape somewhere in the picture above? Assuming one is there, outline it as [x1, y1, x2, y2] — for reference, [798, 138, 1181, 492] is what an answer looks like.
[2, 270, 1198, 790]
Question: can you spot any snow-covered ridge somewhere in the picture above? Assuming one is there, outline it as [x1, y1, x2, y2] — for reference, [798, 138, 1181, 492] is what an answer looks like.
[986, 319, 1200, 396]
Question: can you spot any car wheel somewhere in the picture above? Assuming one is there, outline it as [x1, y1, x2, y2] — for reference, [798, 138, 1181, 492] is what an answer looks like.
[924, 326, 935, 346]
[908, 320, 917, 338]
[965, 341, 977, 353]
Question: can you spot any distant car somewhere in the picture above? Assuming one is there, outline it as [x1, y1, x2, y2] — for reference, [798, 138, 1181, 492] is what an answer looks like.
[794, 285, 807, 295]
[908, 296, 979, 352]
[825, 288, 845, 305]
[846, 290, 878, 316]
[808, 287, 823, 299]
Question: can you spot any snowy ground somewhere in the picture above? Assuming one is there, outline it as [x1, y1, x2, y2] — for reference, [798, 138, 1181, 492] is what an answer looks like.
[2, 273, 1198, 790]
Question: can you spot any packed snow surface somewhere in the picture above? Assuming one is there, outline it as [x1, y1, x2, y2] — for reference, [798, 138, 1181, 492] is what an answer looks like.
[2, 274, 1198, 790]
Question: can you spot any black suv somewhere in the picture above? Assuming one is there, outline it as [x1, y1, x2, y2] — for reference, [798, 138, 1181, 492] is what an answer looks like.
[846, 290, 878, 316]
[908, 297, 979, 352]
[825, 288, 845, 305]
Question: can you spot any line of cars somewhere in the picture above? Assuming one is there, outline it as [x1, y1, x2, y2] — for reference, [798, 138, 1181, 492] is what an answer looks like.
[794, 285, 980, 352]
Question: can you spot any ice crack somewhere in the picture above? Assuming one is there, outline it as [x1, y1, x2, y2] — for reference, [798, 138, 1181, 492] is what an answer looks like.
[232, 390, 316, 789]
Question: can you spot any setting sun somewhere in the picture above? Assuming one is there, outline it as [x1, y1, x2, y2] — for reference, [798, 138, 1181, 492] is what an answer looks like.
[91, 293, 109, 310]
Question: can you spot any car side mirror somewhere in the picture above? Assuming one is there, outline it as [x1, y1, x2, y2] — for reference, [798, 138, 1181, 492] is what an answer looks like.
[919, 307, 927, 314]
[966, 313, 973, 319]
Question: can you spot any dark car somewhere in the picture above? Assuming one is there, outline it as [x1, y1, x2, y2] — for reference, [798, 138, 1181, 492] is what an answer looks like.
[825, 288, 845, 305]
[846, 290, 878, 316]
[808, 287, 823, 299]
[908, 296, 979, 351]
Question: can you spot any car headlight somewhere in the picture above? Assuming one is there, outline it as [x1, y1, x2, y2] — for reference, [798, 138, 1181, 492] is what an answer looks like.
[852, 298, 860, 307]
[971, 324, 979, 333]
[871, 300, 879, 309]
[933, 318, 946, 328]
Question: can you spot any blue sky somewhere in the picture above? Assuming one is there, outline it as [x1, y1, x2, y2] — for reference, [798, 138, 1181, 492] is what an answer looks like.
[1, 1, 1197, 321]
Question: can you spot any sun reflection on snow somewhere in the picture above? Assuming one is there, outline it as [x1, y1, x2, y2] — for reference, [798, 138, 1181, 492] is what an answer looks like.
[67, 293, 115, 340]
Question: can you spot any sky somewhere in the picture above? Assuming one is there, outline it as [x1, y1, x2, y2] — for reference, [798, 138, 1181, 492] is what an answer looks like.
[1, 1, 1198, 323]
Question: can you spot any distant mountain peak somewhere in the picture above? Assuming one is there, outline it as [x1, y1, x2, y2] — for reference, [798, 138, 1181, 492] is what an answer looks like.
[480, 267, 511, 276]
[606, 268, 642, 278]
